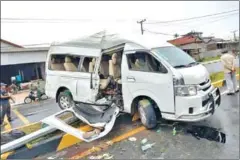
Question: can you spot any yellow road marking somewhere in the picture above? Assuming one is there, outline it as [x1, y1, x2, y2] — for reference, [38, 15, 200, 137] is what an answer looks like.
[13, 109, 30, 125]
[57, 125, 93, 151]
[0, 151, 14, 160]
[1, 122, 39, 134]
[4, 116, 12, 131]
[70, 126, 146, 159]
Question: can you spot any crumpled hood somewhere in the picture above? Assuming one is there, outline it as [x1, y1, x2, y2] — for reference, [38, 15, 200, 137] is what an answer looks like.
[176, 64, 210, 84]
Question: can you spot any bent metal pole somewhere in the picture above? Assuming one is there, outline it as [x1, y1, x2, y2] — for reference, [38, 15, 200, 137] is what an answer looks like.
[1, 116, 77, 154]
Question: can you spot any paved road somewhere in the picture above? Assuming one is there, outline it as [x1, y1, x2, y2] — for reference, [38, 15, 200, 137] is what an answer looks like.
[1, 86, 239, 159]
[35, 90, 239, 159]
[1, 99, 60, 131]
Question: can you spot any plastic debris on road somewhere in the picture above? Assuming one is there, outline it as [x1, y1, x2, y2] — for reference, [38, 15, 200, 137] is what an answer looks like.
[141, 138, 148, 144]
[172, 127, 176, 136]
[157, 129, 161, 133]
[89, 153, 114, 159]
[128, 137, 137, 142]
[47, 156, 56, 159]
[141, 143, 156, 151]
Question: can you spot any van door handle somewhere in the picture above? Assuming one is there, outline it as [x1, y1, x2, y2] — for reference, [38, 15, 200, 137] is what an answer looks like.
[127, 76, 135, 82]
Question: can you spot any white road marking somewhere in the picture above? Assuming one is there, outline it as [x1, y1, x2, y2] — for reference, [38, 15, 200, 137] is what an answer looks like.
[221, 90, 228, 96]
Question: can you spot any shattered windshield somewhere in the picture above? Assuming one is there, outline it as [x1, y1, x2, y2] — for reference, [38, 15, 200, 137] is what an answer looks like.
[152, 46, 197, 68]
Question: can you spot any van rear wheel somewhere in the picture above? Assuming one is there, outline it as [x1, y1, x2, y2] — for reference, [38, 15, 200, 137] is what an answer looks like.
[58, 91, 74, 110]
[138, 99, 157, 129]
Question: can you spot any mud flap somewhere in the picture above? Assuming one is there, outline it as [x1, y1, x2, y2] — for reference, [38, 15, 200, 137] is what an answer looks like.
[41, 105, 119, 143]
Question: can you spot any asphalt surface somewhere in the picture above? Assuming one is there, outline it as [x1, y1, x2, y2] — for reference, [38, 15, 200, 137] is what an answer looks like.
[1, 86, 239, 159]
[38, 88, 239, 159]
[3, 99, 60, 130]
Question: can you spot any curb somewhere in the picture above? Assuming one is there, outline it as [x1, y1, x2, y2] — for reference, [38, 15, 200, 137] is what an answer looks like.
[212, 74, 239, 88]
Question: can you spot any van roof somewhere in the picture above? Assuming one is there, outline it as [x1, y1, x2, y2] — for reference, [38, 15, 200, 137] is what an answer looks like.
[49, 30, 174, 56]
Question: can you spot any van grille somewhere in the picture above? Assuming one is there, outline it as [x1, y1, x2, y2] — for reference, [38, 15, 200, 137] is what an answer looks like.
[198, 78, 211, 92]
[199, 79, 210, 86]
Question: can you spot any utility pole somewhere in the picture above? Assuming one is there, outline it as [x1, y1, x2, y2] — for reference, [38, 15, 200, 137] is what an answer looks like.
[137, 19, 146, 35]
[231, 30, 237, 41]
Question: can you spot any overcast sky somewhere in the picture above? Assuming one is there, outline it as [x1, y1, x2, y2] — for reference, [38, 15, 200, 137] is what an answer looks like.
[1, 1, 239, 46]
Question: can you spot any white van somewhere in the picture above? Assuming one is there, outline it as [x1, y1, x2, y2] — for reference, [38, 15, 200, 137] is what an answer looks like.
[44, 31, 221, 142]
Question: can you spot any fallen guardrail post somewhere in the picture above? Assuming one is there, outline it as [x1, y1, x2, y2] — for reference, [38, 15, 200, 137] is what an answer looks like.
[1, 114, 77, 154]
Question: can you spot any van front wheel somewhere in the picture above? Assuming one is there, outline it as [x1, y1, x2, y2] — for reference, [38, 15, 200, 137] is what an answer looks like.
[138, 99, 157, 129]
[58, 91, 74, 110]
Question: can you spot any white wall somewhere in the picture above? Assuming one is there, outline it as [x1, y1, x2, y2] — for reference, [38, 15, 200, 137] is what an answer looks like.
[1, 50, 48, 66]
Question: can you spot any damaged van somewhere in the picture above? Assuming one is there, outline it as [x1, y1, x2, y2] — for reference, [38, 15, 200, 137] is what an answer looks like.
[44, 31, 221, 142]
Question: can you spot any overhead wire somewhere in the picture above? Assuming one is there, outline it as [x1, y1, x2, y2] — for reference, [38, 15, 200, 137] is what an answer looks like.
[145, 12, 238, 37]
[145, 9, 239, 24]
[146, 11, 239, 27]
[170, 12, 239, 34]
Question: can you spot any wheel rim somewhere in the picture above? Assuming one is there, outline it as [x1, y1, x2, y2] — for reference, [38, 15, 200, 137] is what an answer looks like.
[25, 97, 31, 103]
[139, 107, 147, 125]
[59, 96, 71, 109]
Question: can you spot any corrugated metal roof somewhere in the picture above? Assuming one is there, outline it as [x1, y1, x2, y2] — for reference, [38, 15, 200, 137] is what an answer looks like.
[167, 36, 201, 46]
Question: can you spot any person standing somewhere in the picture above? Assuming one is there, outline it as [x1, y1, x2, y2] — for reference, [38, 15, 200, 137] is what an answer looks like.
[0, 82, 15, 126]
[220, 50, 239, 95]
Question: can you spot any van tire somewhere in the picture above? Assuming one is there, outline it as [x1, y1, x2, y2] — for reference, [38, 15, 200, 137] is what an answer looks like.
[138, 99, 157, 129]
[58, 91, 74, 110]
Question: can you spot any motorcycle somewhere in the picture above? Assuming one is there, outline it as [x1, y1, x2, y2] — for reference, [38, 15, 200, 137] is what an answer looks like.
[24, 90, 48, 104]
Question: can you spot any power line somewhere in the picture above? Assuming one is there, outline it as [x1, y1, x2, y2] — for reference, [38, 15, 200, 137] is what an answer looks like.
[144, 29, 174, 36]
[1, 18, 132, 24]
[148, 11, 239, 27]
[169, 12, 238, 34]
[144, 13, 238, 37]
[145, 9, 239, 24]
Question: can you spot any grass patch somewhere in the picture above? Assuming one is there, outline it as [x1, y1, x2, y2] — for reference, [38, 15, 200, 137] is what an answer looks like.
[210, 68, 240, 82]
[199, 55, 221, 62]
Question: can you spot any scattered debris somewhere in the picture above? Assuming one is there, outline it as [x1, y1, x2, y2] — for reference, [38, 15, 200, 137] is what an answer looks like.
[83, 128, 101, 139]
[47, 156, 56, 159]
[89, 153, 114, 159]
[141, 143, 156, 152]
[156, 129, 161, 133]
[186, 125, 226, 143]
[172, 127, 176, 136]
[141, 138, 148, 145]
[1, 130, 26, 145]
[128, 137, 137, 142]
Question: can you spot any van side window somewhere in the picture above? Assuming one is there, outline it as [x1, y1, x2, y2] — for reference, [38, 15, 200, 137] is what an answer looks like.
[81, 57, 95, 73]
[49, 54, 81, 72]
[126, 51, 167, 73]
[49, 55, 65, 71]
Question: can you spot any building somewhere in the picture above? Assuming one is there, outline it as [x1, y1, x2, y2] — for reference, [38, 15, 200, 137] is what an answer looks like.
[167, 31, 230, 61]
[1, 39, 49, 84]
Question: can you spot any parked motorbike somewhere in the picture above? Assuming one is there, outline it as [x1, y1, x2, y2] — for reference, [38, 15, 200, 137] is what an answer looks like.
[24, 90, 48, 104]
